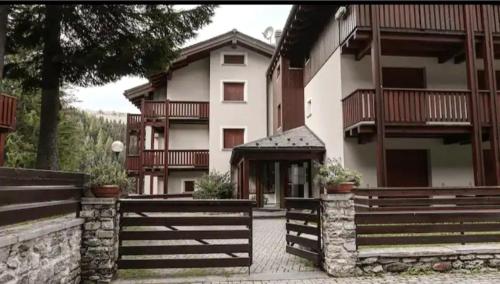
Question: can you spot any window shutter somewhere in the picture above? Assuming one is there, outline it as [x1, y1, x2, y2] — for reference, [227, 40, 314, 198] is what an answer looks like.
[184, 181, 195, 192]
[223, 129, 244, 149]
[223, 82, 245, 101]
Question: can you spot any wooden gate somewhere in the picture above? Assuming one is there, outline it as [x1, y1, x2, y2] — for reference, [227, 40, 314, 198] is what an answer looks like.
[118, 199, 254, 270]
[285, 198, 322, 266]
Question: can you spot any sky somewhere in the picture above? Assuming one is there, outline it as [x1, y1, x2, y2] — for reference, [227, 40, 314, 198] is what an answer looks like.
[70, 5, 292, 114]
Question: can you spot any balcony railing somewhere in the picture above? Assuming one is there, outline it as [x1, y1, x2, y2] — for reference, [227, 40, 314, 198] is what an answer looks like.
[128, 149, 209, 170]
[127, 114, 141, 130]
[143, 100, 209, 120]
[0, 93, 16, 130]
[342, 88, 475, 129]
[340, 5, 500, 45]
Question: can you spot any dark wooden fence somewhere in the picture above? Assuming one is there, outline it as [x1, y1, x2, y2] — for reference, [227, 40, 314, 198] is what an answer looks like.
[355, 187, 500, 246]
[125, 193, 193, 199]
[118, 199, 255, 270]
[0, 167, 87, 227]
[285, 198, 322, 266]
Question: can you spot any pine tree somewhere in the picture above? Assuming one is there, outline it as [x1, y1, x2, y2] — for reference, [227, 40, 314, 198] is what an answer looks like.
[5, 4, 216, 169]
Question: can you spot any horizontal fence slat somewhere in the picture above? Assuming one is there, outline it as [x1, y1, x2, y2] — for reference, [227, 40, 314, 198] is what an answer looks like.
[118, 257, 251, 269]
[286, 245, 320, 265]
[0, 186, 82, 206]
[286, 212, 318, 222]
[355, 196, 500, 206]
[286, 223, 320, 236]
[356, 210, 500, 224]
[121, 230, 250, 240]
[120, 200, 254, 213]
[285, 198, 320, 210]
[0, 200, 80, 227]
[120, 244, 250, 255]
[357, 223, 500, 234]
[357, 234, 500, 246]
[286, 235, 320, 251]
[0, 167, 87, 186]
[121, 216, 251, 226]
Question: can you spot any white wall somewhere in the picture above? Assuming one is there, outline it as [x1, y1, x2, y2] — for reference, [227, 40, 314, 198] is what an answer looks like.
[304, 48, 344, 162]
[344, 138, 474, 187]
[167, 171, 206, 194]
[168, 124, 209, 150]
[209, 46, 270, 172]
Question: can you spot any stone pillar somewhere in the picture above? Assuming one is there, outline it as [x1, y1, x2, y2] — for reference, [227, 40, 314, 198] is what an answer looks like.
[321, 193, 357, 277]
[80, 198, 119, 283]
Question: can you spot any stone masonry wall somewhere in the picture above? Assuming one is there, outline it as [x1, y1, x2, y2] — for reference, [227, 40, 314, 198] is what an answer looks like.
[358, 254, 500, 275]
[0, 217, 83, 284]
[321, 193, 357, 276]
[80, 198, 119, 283]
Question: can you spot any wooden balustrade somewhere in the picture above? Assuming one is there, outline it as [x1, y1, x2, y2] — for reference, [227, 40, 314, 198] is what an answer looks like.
[342, 88, 474, 129]
[142, 100, 209, 119]
[0, 93, 16, 130]
[128, 150, 209, 171]
[169, 150, 209, 167]
[127, 114, 141, 129]
[341, 5, 500, 45]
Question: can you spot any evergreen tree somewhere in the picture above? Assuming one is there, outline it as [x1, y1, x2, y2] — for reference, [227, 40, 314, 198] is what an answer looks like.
[5, 4, 216, 169]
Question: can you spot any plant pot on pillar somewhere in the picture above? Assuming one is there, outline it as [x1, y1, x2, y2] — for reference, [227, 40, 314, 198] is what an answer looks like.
[315, 158, 361, 194]
[89, 158, 130, 198]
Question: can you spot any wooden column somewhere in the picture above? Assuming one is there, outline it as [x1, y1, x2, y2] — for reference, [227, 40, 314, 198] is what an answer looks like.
[280, 161, 288, 209]
[482, 5, 500, 185]
[242, 158, 250, 199]
[255, 161, 263, 207]
[139, 99, 145, 194]
[163, 99, 169, 194]
[371, 5, 387, 187]
[0, 133, 5, 166]
[465, 5, 485, 186]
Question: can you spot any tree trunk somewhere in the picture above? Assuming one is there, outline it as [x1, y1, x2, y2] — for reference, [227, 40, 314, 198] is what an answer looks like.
[36, 5, 63, 170]
[0, 5, 8, 80]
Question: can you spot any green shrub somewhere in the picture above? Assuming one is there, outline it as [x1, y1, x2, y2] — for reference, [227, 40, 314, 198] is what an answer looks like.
[88, 158, 130, 190]
[314, 158, 361, 187]
[192, 171, 234, 199]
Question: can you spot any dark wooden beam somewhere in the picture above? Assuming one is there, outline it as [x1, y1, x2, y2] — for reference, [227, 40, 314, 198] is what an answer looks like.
[164, 100, 169, 194]
[355, 40, 372, 61]
[465, 5, 485, 186]
[371, 6, 387, 187]
[482, 4, 500, 185]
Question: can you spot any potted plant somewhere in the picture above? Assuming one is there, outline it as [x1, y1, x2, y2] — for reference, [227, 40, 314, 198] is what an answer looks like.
[89, 159, 130, 198]
[315, 158, 361, 193]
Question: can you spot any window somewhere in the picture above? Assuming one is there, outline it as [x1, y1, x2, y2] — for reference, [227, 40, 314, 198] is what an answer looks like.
[277, 104, 282, 128]
[382, 67, 426, 88]
[183, 180, 195, 192]
[477, 70, 500, 90]
[223, 128, 245, 149]
[222, 53, 246, 65]
[223, 82, 245, 101]
[306, 99, 312, 118]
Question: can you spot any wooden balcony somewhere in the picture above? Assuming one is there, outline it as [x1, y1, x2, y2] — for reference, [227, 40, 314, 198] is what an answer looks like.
[342, 88, 488, 136]
[126, 150, 209, 173]
[127, 114, 141, 131]
[143, 100, 209, 121]
[340, 5, 500, 60]
[0, 93, 16, 131]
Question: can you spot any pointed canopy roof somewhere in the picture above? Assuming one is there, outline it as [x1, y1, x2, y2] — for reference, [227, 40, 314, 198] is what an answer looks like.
[230, 126, 325, 164]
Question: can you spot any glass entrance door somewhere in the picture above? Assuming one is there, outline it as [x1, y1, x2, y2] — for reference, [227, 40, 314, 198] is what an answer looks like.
[287, 161, 310, 198]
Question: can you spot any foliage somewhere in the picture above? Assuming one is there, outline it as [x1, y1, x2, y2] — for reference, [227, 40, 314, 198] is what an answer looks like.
[3, 4, 216, 169]
[3, 78, 128, 174]
[88, 157, 129, 189]
[192, 171, 235, 199]
[314, 158, 361, 187]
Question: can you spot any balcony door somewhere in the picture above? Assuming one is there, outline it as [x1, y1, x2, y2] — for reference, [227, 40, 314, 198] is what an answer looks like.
[382, 67, 426, 89]
[387, 149, 430, 187]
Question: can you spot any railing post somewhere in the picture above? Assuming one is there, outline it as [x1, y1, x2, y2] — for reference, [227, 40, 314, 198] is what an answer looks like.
[164, 99, 169, 194]
[139, 99, 145, 194]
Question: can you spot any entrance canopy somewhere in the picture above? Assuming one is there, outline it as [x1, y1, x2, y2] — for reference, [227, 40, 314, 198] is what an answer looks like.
[230, 126, 325, 208]
[230, 126, 325, 165]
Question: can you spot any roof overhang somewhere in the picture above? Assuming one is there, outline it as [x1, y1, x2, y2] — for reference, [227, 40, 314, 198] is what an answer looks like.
[267, 5, 339, 77]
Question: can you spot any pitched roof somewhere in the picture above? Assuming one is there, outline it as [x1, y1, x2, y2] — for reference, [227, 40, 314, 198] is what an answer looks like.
[124, 29, 275, 106]
[234, 126, 325, 151]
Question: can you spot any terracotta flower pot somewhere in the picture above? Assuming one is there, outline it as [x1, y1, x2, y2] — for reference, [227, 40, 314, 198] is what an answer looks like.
[325, 182, 355, 194]
[91, 185, 121, 198]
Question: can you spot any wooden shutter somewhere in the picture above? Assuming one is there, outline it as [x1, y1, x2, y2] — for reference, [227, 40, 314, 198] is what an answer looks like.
[224, 54, 245, 64]
[223, 82, 244, 101]
[184, 180, 195, 192]
[382, 67, 426, 88]
[223, 129, 244, 149]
